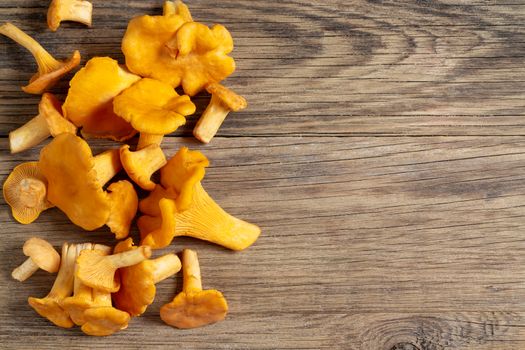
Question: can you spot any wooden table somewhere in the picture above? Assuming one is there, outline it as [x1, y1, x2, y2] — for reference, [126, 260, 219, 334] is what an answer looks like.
[1, 1, 524, 349]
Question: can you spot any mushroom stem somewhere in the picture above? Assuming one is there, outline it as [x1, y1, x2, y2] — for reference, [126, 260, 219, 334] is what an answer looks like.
[93, 149, 122, 185]
[0, 22, 61, 74]
[45, 243, 77, 299]
[193, 94, 231, 143]
[11, 258, 39, 282]
[137, 133, 164, 150]
[9, 115, 50, 154]
[182, 249, 202, 293]
[151, 254, 181, 284]
[107, 246, 152, 268]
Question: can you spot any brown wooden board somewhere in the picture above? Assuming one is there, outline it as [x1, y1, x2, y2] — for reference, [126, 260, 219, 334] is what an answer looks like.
[1, 1, 525, 349]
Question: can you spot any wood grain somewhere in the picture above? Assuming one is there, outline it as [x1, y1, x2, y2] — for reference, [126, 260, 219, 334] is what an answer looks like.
[1, 137, 525, 349]
[0, 1, 524, 349]
[1, 1, 525, 136]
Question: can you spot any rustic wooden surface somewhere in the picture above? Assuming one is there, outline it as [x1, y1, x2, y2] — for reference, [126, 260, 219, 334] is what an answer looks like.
[1, 1, 525, 349]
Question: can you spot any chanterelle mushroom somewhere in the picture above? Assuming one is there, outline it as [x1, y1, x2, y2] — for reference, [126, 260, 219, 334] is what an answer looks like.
[120, 144, 167, 191]
[81, 297, 130, 336]
[139, 147, 261, 250]
[47, 0, 93, 32]
[63, 57, 140, 141]
[160, 249, 228, 329]
[0, 22, 80, 94]
[113, 77, 196, 150]
[9, 93, 76, 154]
[39, 133, 122, 231]
[3, 162, 54, 224]
[12, 237, 60, 282]
[113, 238, 181, 316]
[76, 245, 152, 293]
[122, 3, 235, 96]
[194, 83, 247, 144]
[28, 242, 90, 328]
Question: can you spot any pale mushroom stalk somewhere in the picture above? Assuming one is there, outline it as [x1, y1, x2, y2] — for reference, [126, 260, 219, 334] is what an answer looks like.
[152, 254, 182, 283]
[48, 0, 93, 32]
[92, 149, 122, 185]
[12, 237, 60, 282]
[9, 93, 76, 154]
[194, 83, 247, 144]
[0, 23, 80, 94]
[77, 246, 152, 292]
[28, 243, 90, 328]
[137, 133, 164, 150]
[183, 249, 202, 293]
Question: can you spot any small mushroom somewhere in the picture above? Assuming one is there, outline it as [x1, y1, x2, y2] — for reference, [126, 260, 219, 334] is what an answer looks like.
[3, 162, 54, 224]
[0, 22, 80, 94]
[60, 244, 113, 326]
[47, 0, 93, 32]
[193, 83, 247, 144]
[113, 238, 181, 316]
[113, 77, 196, 150]
[106, 180, 138, 239]
[81, 297, 130, 336]
[120, 144, 167, 191]
[76, 245, 152, 293]
[11, 237, 60, 282]
[63, 57, 140, 141]
[160, 249, 227, 329]
[9, 93, 76, 154]
[28, 242, 90, 328]
[39, 133, 122, 231]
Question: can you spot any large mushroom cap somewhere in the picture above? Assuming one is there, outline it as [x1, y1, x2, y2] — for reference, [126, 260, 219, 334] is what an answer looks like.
[3, 162, 54, 224]
[81, 307, 130, 336]
[113, 78, 195, 135]
[38, 133, 111, 230]
[23, 237, 60, 273]
[160, 289, 228, 329]
[63, 57, 140, 141]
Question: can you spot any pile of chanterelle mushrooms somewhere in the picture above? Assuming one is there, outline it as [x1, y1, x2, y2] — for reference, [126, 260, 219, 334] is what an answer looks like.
[2, 0, 260, 336]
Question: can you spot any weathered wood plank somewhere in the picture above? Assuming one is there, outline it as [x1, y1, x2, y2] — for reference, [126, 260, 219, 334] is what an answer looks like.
[0, 136, 524, 348]
[1, 1, 525, 136]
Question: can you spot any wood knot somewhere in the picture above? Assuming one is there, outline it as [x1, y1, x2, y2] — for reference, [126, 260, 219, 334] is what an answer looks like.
[390, 343, 420, 350]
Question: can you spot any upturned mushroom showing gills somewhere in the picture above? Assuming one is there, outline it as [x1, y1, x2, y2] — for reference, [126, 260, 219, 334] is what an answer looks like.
[60, 244, 111, 325]
[160, 249, 227, 329]
[9, 93, 76, 154]
[113, 77, 196, 150]
[122, 4, 235, 96]
[193, 83, 247, 144]
[106, 180, 138, 239]
[3, 162, 54, 224]
[63, 57, 140, 141]
[47, 0, 93, 32]
[76, 245, 152, 293]
[120, 144, 167, 191]
[12, 237, 60, 282]
[139, 147, 261, 250]
[28, 242, 89, 328]
[0, 22, 80, 94]
[38, 133, 122, 231]
[113, 238, 181, 316]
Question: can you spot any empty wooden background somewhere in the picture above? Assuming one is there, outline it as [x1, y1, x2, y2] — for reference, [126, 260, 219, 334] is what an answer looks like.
[1, 1, 524, 349]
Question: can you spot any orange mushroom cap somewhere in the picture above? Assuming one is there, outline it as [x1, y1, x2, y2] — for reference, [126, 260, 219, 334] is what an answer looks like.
[38, 133, 120, 231]
[81, 306, 130, 336]
[3, 162, 54, 224]
[113, 78, 196, 135]
[63, 57, 140, 141]
[122, 12, 235, 96]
